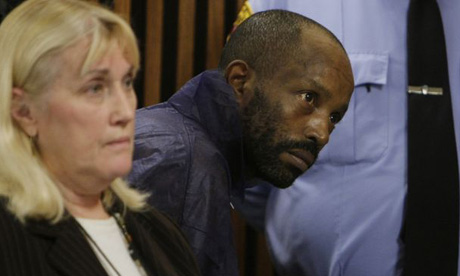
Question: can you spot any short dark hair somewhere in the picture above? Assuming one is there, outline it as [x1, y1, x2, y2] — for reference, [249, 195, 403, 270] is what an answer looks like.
[218, 9, 343, 80]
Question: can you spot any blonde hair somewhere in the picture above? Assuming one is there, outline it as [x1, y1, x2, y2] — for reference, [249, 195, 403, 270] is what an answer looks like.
[0, 0, 147, 223]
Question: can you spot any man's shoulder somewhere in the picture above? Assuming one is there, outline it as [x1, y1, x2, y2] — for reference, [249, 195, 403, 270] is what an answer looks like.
[135, 102, 187, 135]
[136, 102, 179, 123]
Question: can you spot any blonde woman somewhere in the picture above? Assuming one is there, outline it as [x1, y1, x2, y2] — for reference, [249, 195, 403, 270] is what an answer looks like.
[0, 0, 200, 275]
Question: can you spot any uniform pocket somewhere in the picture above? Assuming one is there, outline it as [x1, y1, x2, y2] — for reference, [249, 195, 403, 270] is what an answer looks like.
[317, 52, 390, 164]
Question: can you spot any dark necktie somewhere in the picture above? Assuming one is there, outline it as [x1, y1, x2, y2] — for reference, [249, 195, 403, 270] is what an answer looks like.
[404, 0, 459, 275]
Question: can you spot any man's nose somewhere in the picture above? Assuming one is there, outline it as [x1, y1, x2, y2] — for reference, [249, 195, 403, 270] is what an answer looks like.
[305, 116, 331, 148]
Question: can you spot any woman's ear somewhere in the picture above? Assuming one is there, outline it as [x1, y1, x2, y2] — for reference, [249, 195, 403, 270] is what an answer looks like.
[10, 87, 39, 137]
[225, 60, 256, 108]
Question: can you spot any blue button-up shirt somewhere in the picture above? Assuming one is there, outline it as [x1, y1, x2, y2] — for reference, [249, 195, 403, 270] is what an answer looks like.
[243, 0, 460, 275]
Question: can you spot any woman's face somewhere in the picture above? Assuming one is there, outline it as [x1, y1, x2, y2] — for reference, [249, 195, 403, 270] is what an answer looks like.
[33, 40, 137, 194]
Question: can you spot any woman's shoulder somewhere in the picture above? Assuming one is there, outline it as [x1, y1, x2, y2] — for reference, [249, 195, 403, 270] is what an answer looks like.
[0, 198, 32, 266]
[0, 198, 22, 229]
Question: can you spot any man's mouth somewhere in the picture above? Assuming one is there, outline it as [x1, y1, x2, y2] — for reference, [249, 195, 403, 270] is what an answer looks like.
[283, 149, 315, 173]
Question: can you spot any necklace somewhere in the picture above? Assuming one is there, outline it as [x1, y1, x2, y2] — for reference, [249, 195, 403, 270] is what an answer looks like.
[76, 214, 148, 276]
[112, 213, 148, 276]
[76, 220, 122, 276]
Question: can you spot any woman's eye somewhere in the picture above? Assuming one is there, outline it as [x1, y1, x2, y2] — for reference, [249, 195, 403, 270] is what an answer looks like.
[88, 83, 105, 94]
[330, 112, 342, 124]
[124, 77, 134, 89]
[300, 91, 317, 104]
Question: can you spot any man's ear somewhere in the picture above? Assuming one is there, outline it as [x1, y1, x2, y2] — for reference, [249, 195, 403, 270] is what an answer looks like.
[225, 60, 255, 108]
[10, 87, 39, 137]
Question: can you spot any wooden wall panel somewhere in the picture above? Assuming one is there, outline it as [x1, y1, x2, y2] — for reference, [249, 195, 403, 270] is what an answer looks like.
[232, 210, 247, 276]
[176, 0, 196, 90]
[113, 0, 131, 21]
[206, 0, 225, 68]
[144, 0, 163, 106]
[257, 235, 275, 276]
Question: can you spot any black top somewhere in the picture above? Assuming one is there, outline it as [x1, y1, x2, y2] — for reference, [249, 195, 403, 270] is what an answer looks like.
[0, 199, 201, 276]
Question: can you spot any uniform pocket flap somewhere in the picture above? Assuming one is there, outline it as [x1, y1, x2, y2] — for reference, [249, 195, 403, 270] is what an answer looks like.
[349, 53, 389, 86]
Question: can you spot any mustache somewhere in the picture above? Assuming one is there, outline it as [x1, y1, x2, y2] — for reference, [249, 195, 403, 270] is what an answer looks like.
[275, 139, 319, 159]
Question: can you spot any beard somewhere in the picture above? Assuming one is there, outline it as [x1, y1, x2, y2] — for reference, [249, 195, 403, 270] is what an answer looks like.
[241, 86, 318, 188]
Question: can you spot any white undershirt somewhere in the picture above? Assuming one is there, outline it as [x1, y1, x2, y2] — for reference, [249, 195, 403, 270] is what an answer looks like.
[76, 217, 143, 276]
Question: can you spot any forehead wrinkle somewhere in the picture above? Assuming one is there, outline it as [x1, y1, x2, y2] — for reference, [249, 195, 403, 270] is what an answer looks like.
[300, 55, 354, 101]
[84, 68, 109, 77]
[309, 78, 332, 99]
[80, 58, 135, 85]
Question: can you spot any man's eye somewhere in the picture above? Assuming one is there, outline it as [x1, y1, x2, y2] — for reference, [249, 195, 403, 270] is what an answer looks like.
[330, 112, 342, 124]
[300, 91, 317, 104]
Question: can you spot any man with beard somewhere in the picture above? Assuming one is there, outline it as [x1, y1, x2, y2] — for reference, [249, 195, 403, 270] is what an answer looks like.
[128, 9, 354, 276]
